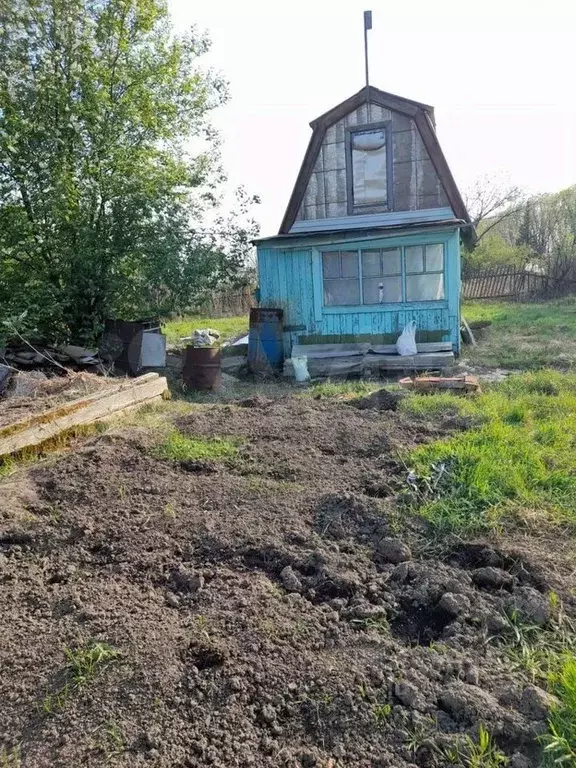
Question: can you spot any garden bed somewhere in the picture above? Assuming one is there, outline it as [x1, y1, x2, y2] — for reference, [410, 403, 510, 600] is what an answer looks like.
[1, 384, 574, 767]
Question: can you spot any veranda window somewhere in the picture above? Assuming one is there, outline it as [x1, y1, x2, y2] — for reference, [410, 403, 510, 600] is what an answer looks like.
[322, 251, 360, 306]
[321, 243, 445, 307]
[405, 244, 445, 301]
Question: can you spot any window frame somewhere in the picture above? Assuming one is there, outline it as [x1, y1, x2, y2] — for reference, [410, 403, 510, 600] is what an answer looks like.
[322, 251, 361, 307]
[360, 248, 403, 305]
[345, 120, 394, 216]
[404, 244, 445, 303]
[319, 241, 447, 310]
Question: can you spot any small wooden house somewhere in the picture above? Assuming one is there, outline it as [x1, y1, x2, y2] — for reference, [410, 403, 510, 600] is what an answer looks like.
[254, 86, 474, 372]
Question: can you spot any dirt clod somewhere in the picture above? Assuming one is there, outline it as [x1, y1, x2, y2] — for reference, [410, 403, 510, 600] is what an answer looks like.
[352, 388, 405, 411]
[518, 685, 560, 720]
[394, 681, 428, 712]
[507, 586, 551, 626]
[280, 565, 303, 592]
[376, 537, 412, 564]
[170, 567, 205, 593]
[437, 592, 470, 617]
[472, 566, 514, 589]
[438, 682, 501, 724]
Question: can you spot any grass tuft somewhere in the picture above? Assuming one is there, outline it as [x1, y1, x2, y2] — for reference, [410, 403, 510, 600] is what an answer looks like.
[41, 641, 120, 714]
[541, 656, 576, 766]
[446, 725, 509, 766]
[501, 606, 576, 683]
[153, 428, 240, 462]
[64, 642, 120, 688]
[0, 745, 20, 768]
[372, 703, 392, 723]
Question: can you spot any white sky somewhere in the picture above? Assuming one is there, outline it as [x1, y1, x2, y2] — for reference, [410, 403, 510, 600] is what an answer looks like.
[169, 0, 576, 237]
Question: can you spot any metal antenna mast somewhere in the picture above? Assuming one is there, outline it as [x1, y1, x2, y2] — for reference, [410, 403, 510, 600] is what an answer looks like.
[364, 10, 372, 89]
[364, 10, 372, 120]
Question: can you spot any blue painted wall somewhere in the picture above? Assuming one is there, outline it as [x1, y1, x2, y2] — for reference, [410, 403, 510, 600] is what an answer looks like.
[257, 227, 461, 355]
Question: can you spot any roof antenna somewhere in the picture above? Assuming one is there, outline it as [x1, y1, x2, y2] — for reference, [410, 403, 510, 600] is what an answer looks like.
[364, 10, 372, 120]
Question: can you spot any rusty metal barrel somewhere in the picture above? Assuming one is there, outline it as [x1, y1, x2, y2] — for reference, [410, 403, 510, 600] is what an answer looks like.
[248, 308, 284, 374]
[183, 346, 222, 390]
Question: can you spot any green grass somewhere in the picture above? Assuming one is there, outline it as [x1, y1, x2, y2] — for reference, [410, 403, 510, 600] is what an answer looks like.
[542, 655, 576, 766]
[152, 428, 240, 462]
[372, 702, 392, 723]
[65, 642, 120, 687]
[41, 642, 120, 714]
[0, 745, 20, 768]
[401, 370, 576, 534]
[501, 600, 576, 683]
[494, 607, 576, 766]
[462, 298, 576, 370]
[444, 725, 509, 767]
[305, 379, 383, 400]
[163, 314, 248, 347]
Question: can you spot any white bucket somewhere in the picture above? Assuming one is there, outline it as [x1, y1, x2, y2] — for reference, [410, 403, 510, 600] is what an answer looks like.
[292, 355, 310, 383]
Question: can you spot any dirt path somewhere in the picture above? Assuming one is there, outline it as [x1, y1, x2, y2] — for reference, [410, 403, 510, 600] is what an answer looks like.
[0, 395, 573, 767]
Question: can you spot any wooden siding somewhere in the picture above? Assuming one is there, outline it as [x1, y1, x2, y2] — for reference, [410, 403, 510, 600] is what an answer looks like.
[294, 101, 449, 224]
[257, 229, 461, 356]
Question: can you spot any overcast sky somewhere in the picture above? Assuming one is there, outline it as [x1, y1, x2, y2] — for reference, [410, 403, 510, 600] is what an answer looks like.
[168, 0, 576, 237]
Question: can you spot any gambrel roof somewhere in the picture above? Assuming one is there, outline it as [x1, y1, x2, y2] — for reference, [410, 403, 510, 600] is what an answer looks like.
[279, 86, 472, 239]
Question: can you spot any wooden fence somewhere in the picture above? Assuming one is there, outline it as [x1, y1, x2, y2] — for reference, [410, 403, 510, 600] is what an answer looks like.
[194, 288, 256, 316]
[462, 266, 547, 300]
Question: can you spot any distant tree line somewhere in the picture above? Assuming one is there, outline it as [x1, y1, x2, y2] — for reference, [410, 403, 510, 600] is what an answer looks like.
[464, 178, 576, 292]
[0, 0, 259, 346]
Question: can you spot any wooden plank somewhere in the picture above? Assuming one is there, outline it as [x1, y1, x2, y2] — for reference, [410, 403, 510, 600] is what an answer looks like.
[292, 341, 452, 359]
[291, 343, 370, 359]
[364, 352, 454, 370]
[370, 342, 453, 354]
[402, 375, 480, 392]
[298, 330, 449, 346]
[0, 374, 168, 458]
[460, 316, 477, 347]
[0, 373, 161, 439]
[284, 352, 454, 378]
[284, 356, 363, 378]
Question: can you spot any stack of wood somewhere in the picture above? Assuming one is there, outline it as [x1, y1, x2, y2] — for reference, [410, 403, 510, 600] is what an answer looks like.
[0, 372, 168, 459]
[399, 375, 480, 393]
[3, 344, 100, 369]
[283, 342, 455, 379]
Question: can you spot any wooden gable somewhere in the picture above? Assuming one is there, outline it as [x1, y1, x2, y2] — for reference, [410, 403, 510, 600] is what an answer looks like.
[280, 86, 471, 237]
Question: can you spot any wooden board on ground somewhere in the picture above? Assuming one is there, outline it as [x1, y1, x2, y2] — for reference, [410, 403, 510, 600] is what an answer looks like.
[284, 356, 364, 378]
[399, 374, 479, 392]
[291, 343, 370, 360]
[369, 342, 453, 355]
[364, 351, 455, 370]
[284, 351, 454, 378]
[291, 342, 452, 360]
[0, 372, 168, 458]
[461, 316, 477, 347]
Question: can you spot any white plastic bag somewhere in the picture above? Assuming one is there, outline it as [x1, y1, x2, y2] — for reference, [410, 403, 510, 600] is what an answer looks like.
[292, 355, 310, 383]
[396, 321, 417, 356]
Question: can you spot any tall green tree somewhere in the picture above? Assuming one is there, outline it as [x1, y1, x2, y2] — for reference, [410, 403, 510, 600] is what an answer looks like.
[0, 0, 256, 343]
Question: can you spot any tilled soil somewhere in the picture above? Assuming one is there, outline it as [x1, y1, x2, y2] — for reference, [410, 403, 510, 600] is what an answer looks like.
[1, 395, 574, 767]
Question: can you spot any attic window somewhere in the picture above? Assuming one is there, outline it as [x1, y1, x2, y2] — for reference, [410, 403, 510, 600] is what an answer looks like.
[346, 121, 392, 213]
